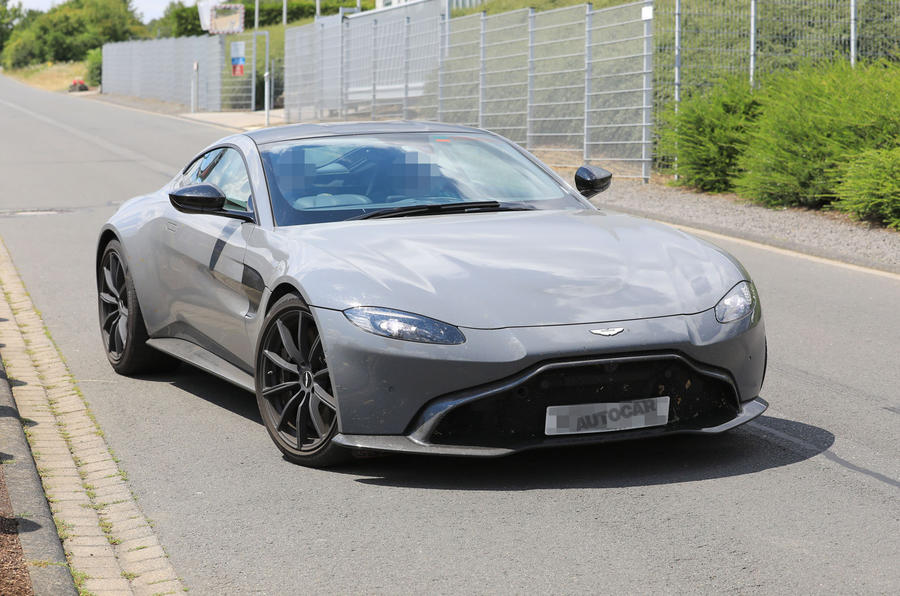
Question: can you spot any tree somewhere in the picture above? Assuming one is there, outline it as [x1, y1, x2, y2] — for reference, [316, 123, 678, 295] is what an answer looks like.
[0, 0, 24, 54]
[1, 0, 146, 68]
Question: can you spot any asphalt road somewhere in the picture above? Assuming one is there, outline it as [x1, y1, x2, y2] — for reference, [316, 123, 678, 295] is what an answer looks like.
[1, 74, 898, 594]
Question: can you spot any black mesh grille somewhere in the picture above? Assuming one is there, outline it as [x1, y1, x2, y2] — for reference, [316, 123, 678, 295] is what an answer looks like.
[428, 357, 739, 448]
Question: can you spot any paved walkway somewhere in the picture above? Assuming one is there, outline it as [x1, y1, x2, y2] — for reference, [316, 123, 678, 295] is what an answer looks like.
[0, 239, 183, 596]
[179, 108, 286, 130]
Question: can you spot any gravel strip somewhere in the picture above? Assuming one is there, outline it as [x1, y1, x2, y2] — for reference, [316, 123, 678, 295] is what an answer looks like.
[594, 180, 900, 273]
[0, 462, 33, 596]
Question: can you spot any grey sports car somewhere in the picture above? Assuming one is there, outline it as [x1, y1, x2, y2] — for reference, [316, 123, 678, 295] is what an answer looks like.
[97, 122, 767, 467]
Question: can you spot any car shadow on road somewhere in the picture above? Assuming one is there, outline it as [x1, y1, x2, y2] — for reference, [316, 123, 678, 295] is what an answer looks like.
[134, 367, 262, 424]
[130, 368, 834, 490]
[334, 416, 834, 490]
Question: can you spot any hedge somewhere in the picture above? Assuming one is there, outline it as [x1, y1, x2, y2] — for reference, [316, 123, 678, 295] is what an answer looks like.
[736, 62, 900, 208]
[657, 76, 759, 192]
[836, 147, 900, 229]
[662, 61, 900, 228]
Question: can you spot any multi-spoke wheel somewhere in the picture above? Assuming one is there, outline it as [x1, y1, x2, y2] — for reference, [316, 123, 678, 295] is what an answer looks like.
[99, 247, 129, 359]
[97, 240, 177, 375]
[255, 294, 348, 467]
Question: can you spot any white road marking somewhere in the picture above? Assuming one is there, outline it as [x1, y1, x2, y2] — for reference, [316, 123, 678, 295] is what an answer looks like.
[0, 96, 182, 177]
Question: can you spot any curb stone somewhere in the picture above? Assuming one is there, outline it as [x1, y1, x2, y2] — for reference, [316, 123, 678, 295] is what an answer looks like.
[0, 237, 185, 596]
[0, 365, 78, 596]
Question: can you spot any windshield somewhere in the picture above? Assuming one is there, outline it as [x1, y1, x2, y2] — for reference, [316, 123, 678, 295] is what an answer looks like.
[258, 133, 584, 226]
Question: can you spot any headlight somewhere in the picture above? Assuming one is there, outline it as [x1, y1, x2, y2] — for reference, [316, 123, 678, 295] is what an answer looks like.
[344, 307, 466, 345]
[715, 281, 756, 323]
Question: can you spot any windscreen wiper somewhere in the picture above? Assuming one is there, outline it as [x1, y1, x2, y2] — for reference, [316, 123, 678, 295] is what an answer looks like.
[351, 201, 536, 220]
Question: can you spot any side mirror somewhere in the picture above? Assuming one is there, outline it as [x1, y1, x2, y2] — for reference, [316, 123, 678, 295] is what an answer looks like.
[169, 184, 253, 222]
[575, 165, 613, 197]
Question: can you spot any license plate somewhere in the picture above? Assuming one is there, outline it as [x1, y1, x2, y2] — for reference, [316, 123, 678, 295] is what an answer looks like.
[545, 396, 670, 436]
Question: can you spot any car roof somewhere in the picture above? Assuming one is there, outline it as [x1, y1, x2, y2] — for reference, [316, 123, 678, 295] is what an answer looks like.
[245, 121, 485, 145]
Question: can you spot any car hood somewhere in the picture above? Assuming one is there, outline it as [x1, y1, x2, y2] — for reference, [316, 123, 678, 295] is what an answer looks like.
[277, 209, 746, 329]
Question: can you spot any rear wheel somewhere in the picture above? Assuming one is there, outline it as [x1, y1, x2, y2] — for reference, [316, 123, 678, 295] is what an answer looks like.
[97, 240, 177, 375]
[255, 294, 349, 467]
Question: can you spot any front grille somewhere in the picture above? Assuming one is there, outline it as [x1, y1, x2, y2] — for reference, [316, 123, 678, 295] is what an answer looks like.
[428, 356, 739, 448]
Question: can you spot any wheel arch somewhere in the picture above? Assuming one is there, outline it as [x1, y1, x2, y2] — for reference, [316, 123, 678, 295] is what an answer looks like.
[263, 280, 311, 317]
[96, 227, 121, 284]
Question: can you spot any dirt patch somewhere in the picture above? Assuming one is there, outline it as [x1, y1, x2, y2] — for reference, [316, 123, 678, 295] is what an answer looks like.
[0, 463, 33, 596]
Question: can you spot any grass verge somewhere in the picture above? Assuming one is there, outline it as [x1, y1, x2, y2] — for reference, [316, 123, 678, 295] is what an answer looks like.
[2, 61, 88, 92]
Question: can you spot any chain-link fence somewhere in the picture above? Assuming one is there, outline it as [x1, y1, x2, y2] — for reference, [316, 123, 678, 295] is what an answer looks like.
[284, 0, 654, 180]
[101, 36, 223, 111]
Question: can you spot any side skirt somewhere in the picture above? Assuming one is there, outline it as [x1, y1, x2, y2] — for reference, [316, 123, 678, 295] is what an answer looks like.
[146, 337, 255, 393]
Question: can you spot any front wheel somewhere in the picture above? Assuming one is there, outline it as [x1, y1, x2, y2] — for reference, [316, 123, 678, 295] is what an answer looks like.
[255, 294, 349, 467]
[97, 239, 177, 375]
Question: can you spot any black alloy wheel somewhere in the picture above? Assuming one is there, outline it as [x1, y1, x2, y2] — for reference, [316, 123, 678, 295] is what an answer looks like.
[256, 294, 347, 467]
[99, 248, 129, 361]
[97, 239, 177, 375]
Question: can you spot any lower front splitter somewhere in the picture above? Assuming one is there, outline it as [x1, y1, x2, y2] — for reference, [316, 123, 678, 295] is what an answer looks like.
[333, 397, 768, 457]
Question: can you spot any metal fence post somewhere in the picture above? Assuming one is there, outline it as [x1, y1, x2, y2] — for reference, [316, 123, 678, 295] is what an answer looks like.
[583, 4, 592, 163]
[526, 7, 535, 150]
[317, 22, 324, 119]
[341, 19, 348, 119]
[675, 0, 681, 105]
[264, 70, 271, 125]
[191, 61, 199, 113]
[850, 0, 857, 66]
[371, 19, 378, 119]
[479, 11, 486, 129]
[749, 0, 756, 86]
[403, 16, 410, 120]
[263, 31, 270, 109]
[251, 33, 257, 112]
[444, 0, 451, 58]
[438, 11, 446, 121]
[641, 2, 652, 184]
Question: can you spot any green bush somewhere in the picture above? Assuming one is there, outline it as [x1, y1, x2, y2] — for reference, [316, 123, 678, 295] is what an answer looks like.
[657, 76, 759, 192]
[835, 147, 900, 229]
[735, 61, 900, 208]
[85, 46, 102, 86]
[1, 27, 45, 68]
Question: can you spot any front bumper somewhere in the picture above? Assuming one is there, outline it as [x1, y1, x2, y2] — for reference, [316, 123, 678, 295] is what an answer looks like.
[313, 305, 766, 444]
[334, 398, 769, 457]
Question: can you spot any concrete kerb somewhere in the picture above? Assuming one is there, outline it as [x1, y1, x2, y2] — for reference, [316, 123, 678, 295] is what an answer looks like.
[0, 364, 77, 595]
[0, 237, 184, 596]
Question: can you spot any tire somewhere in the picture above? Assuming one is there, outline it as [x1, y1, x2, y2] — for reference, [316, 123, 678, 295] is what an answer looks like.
[255, 294, 349, 467]
[97, 240, 178, 375]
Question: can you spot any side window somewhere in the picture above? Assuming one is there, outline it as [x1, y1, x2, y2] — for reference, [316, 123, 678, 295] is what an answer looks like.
[177, 159, 201, 188]
[203, 148, 253, 213]
[178, 148, 253, 214]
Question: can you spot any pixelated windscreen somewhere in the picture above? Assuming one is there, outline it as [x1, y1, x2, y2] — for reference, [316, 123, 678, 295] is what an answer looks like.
[259, 133, 582, 226]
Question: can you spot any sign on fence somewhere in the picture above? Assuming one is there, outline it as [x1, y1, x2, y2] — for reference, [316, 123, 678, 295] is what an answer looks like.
[231, 41, 245, 76]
